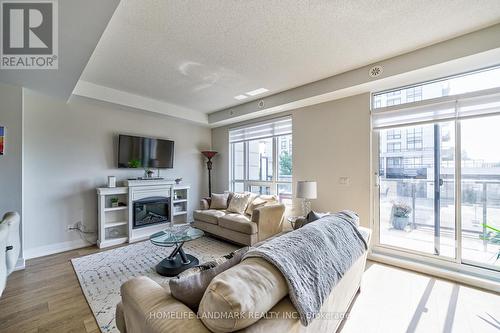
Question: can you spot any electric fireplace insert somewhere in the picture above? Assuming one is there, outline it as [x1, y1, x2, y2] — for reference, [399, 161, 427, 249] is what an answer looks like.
[133, 196, 170, 228]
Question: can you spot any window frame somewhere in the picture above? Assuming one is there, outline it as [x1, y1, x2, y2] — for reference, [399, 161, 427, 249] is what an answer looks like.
[371, 76, 500, 279]
[372, 65, 500, 110]
[229, 133, 293, 203]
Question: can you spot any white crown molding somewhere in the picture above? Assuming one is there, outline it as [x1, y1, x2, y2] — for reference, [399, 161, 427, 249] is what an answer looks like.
[72, 80, 209, 125]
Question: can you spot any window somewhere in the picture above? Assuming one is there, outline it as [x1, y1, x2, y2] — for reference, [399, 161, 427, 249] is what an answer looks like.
[406, 127, 423, 150]
[403, 157, 423, 169]
[387, 142, 401, 152]
[386, 98, 401, 106]
[248, 138, 273, 181]
[406, 87, 422, 103]
[229, 117, 293, 205]
[387, 129, 401, 140]
[373, 70, 500, 274]
[372, 65, 500, 109]
[387, 157, 403, 168]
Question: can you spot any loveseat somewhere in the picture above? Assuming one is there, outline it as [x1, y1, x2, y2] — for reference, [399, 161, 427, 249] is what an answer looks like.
[193, 193, 285, 246]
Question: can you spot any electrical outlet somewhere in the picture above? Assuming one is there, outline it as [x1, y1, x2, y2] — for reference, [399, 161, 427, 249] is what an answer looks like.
[66, 222, 80, 231]
[339, 177, 351, 185]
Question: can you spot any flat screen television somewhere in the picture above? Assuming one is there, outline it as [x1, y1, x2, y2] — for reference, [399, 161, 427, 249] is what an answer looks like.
[118, 134, 174, 168]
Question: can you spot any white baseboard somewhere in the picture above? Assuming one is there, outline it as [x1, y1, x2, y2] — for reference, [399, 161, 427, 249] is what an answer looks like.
[13, 257, 26, 271]
[24, 238, 95, 260]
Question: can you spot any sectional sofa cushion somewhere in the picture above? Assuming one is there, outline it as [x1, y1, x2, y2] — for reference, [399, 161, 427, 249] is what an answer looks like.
[219, 214, 258, 235]
[169, 247, 249, 311]
[198, 257, 288, 332]
[193, 210, 226, 225]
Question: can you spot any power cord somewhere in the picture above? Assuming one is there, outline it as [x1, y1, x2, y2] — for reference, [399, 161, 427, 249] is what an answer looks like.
[68, 222, 97, 244]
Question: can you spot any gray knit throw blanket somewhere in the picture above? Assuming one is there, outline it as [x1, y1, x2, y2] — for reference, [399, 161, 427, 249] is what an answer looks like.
[243, 210, 367, 326]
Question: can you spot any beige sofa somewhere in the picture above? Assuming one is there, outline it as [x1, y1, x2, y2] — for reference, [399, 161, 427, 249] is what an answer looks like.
[193, 193, 285, 246]
[116, 227, 371, 333]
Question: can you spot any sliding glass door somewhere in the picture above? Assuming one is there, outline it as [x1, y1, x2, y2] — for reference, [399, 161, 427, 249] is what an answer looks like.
[372, 66, 500, 273]
[376, 117, 500, 271]
[378, 122, 456, 259]
[460, 115, 500, 270]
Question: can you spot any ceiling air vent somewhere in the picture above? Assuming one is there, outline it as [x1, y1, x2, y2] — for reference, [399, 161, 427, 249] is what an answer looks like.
[369, 65, 383, 78]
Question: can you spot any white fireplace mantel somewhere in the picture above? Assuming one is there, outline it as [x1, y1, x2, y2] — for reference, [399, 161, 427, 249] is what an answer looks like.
[96, 179, 190, 248]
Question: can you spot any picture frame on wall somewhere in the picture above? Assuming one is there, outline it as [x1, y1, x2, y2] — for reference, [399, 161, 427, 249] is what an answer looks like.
[0, 126, 4, 155]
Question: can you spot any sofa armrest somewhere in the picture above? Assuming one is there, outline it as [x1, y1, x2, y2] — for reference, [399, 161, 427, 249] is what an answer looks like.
[2, 212, 20, 275]
[200, 197, 211, 210]
[120, 276, 209, 333]
[252, 204, 285, 242]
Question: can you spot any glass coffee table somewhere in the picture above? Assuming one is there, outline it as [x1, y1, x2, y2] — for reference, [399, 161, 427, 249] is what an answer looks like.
[150, 225, 204, 277]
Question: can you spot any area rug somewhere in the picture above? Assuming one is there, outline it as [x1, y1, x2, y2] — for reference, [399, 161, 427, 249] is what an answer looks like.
[71, 236, 239, 333]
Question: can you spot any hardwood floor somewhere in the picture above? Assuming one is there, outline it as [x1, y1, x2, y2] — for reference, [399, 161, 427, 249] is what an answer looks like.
[342, 262, 500, 333]
[1, 246, 499, 333]
[0, 246, 104, 333]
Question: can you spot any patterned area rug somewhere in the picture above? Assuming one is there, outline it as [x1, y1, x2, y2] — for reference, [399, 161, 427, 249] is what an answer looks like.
[71, 236, 239, 333]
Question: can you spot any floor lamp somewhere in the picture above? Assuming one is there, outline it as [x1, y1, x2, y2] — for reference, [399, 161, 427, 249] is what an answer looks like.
[201, 151, 218, 197]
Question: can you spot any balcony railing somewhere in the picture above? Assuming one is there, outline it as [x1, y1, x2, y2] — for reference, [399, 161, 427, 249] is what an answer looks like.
[379, 177, 500, 264]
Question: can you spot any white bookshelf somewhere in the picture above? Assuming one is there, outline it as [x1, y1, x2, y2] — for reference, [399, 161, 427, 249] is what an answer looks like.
[97, 187, 129, 248]
[172, 185, 190, 224]
[97, 182, 191, 248]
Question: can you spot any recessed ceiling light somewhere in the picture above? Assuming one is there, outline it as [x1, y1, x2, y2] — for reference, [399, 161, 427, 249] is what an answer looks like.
[245, 88, 269, 96]
[234, 95, 248, 100]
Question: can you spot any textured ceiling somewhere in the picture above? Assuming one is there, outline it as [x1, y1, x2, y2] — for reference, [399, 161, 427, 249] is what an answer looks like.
[80, 0, 500, 114]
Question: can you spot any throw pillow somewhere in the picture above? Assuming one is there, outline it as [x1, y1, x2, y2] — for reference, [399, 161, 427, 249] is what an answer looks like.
[306, 210, 330, 223]
[245, 197, 266, 216]
[210, 193, 228, 209]
[259, 194, 279, 203]
[169, 247, 249, 311]
[241, 192, 257, 215]
[227, 192, 252, 214]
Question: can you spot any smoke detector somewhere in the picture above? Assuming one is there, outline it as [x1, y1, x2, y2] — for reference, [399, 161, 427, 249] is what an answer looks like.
[369, 65, 383, 78]
[258, 100, 265, 108]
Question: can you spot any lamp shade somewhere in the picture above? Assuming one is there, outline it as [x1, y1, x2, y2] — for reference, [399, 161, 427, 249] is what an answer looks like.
[201, 151, 218, 159]
[296, 181, 317, 199]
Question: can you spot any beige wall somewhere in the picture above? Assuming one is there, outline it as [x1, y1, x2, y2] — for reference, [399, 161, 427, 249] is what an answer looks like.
[0, 83, 23, 260]
[23, 90, 211, 257]
[0, 83, 22, 216]
[211, 93, 372, 227]
[293, 93, 371, 227]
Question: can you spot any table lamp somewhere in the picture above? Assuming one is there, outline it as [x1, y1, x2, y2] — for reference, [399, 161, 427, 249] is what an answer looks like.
[296, 181, 317, 216]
